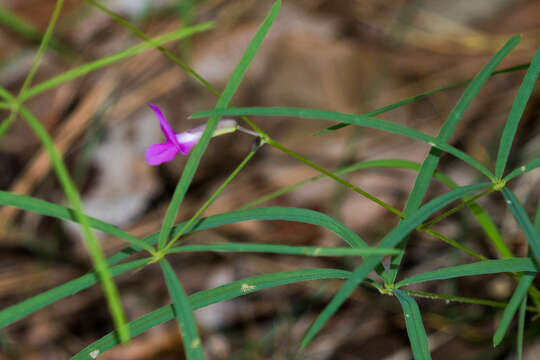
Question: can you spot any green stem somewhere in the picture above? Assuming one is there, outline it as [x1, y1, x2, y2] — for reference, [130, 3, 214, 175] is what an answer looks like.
[419, 188, 494, 230]
[19, 106, 130, 343]
[403, 290, 537, 311]
[161, 149, 258, 252]
[422, 228, 488, 260]
[85, 0, 218, 98]
[266, 137, 406, 218]
[18, 0, 65, 95]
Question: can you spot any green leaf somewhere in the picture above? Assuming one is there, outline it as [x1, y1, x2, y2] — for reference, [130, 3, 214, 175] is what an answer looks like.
[502, 188, 540, 266]
[166, 243, 401, 257]
[317, 62, 529, 135]
[0, 259, 149, 329]
[384, 35, 520, 283]
[393, 289, 432, 360]
[300, 182, 489, 348]
[240, 159, 456, 209]
[535, 201, 540, 234]
[493, 272, 535, 346]
[18, 105, 130, 342]
[503, 158, 540, 183]
[71, 268, 351, 359]
[516, 294, 527, 360]
[0, 191, 155, 254]
[238, 157, 511, 259]
[159, 259, 204, 360]
[157, 0, 282, 249]
[397, 258, 538, 287]
[190, 107, 493, 179]
[0, 206, 363, 328]
[495, 46, 540, 178]
[20, 22, 214, 101]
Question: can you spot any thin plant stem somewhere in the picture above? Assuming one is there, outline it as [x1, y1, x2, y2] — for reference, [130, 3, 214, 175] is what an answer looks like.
[161, 149, 258, 252]
[419, 188, 495, 229]
[18, 0, 65, 96]
[403, 290, 537, 311]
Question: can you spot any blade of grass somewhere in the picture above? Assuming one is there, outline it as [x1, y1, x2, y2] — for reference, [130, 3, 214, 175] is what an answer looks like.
[238, 157, 511, 258]
[0, 4, 70, 57]
[501, 188, 540, 266]
[0, 0, 64, 139]
[385, 34, 520, 284]
[156, 0, 281, 250]
[493, 272, 535, 346]
[18, 105, 129, 342]
[317, 62, 530, 135]
[0, 206, 364, 328]
[189, 107, 494, 179]
[85, 0, 217, 97]
[0, 86, 15, 102]
[165, 243, 401, 257]
[300, 182, 490, 348]
[71, 268, 352, 359]
[397, 258, 538, 287]
[393, 289, 432, 359]
[0, 191, 156, 254]
[517, 295, 527, 360]
[239, 158, 455, 209]
[0, 258, 150, 330]
[159, 259, 204, 360]
[17, 0, 64, 96]
[20, 22, 214, 101]
[503, 158, 540, 183]
[535, 201, 540, 233]
[495, 46, 540, 178]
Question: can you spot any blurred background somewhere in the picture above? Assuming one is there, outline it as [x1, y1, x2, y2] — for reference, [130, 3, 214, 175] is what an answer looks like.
[1, 0, 540, 358]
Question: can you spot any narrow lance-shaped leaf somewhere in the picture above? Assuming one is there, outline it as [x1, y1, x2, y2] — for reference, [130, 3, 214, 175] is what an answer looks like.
[493, 272, 535, 347]
[0, 205, 362, 329]
[71, 268, 352, 359]
[393, 289, 432, 360]
[300, 183, 489, 348]
[317, 61, 530, 135]
[0, 191, 154, 253]
[0, 259, 150, 331]
[516, 294, 527, 360]
[501, 188, 540, 266]
[165, 243, 401, 257]
[385, 34, 521, 283]
[21, 23, 214, 100]
[397, 258, 538, 287]
[190, 107, 493, 179]
[159, 259, 204, 360]
[157, 0, 282, 249]
[503, 158, 540, 183]
[495, 46, 540, 178]
[18, 106, 130, 342]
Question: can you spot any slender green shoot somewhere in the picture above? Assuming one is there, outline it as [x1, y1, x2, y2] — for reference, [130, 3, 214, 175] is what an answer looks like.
[162, 149, 257, 253]
[495, 46, 540, 178]
[156, 0, 282, 250]
[18, 105, 130, 342]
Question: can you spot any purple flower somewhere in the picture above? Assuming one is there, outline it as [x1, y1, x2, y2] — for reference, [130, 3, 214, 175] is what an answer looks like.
[145, 104, 238, 165]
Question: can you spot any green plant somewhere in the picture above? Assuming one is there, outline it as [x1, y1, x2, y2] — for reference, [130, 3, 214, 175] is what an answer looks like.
[1, 1, 539, 359]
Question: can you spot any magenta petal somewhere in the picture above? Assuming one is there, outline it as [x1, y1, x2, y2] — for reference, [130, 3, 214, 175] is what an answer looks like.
[145, 141, 180, 165]
[148, 104, 181, 149]
[179, 138, 199, 155]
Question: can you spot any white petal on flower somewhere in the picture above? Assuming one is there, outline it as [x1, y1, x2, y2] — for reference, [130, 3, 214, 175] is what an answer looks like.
[176, 131, 202, 144]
